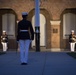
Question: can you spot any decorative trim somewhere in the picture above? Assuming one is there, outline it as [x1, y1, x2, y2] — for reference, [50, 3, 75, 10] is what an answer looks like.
[0, 7, 11, 9]
[50, 21, 61, 25]
[41, 48, 61, 52]
[50, 48, 61, 52]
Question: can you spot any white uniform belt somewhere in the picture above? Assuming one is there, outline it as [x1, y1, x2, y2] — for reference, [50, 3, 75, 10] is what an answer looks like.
[20, 30, 28, 32]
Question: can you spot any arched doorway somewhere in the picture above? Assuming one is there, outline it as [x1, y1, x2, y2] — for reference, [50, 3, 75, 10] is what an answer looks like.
[32, 14, 46, 47]
[60, 8, 76, 51]
[28, 8, 51, 51]
[0, 9, 17, 51]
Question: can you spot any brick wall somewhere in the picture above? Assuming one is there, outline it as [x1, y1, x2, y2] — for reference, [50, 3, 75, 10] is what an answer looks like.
[0, 0, 76, 50]
[0, 0, 76, 20]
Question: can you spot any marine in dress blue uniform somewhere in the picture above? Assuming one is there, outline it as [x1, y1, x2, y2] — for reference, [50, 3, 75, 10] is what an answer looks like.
[17, 12, 34, 65]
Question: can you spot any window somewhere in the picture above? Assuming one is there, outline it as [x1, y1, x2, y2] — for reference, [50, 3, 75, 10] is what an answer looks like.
[63, 13, 76, 39]
[2, 14, 15, 39]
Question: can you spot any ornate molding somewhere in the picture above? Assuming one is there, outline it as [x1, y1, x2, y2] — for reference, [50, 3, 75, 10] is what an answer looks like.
[50, 20, 61, 25]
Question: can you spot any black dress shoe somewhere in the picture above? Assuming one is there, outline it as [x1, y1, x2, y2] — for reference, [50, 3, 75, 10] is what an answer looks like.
[21, 63, 28, 65]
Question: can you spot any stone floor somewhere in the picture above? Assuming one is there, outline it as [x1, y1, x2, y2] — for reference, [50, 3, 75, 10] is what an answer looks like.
[0, 51, 76, 75]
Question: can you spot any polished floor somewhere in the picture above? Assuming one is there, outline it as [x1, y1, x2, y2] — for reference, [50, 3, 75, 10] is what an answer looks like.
[0, 51, 76, 75]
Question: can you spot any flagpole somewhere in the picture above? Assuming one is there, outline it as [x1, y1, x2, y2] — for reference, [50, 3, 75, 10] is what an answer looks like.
[35, 0, 40, 51]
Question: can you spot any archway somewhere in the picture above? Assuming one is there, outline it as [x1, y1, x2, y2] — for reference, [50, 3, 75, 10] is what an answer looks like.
[32, 14, 46, 47]
[28, 8, 51, 51]
[0, 8, 17, 50]
[60, 8, 76, 51]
